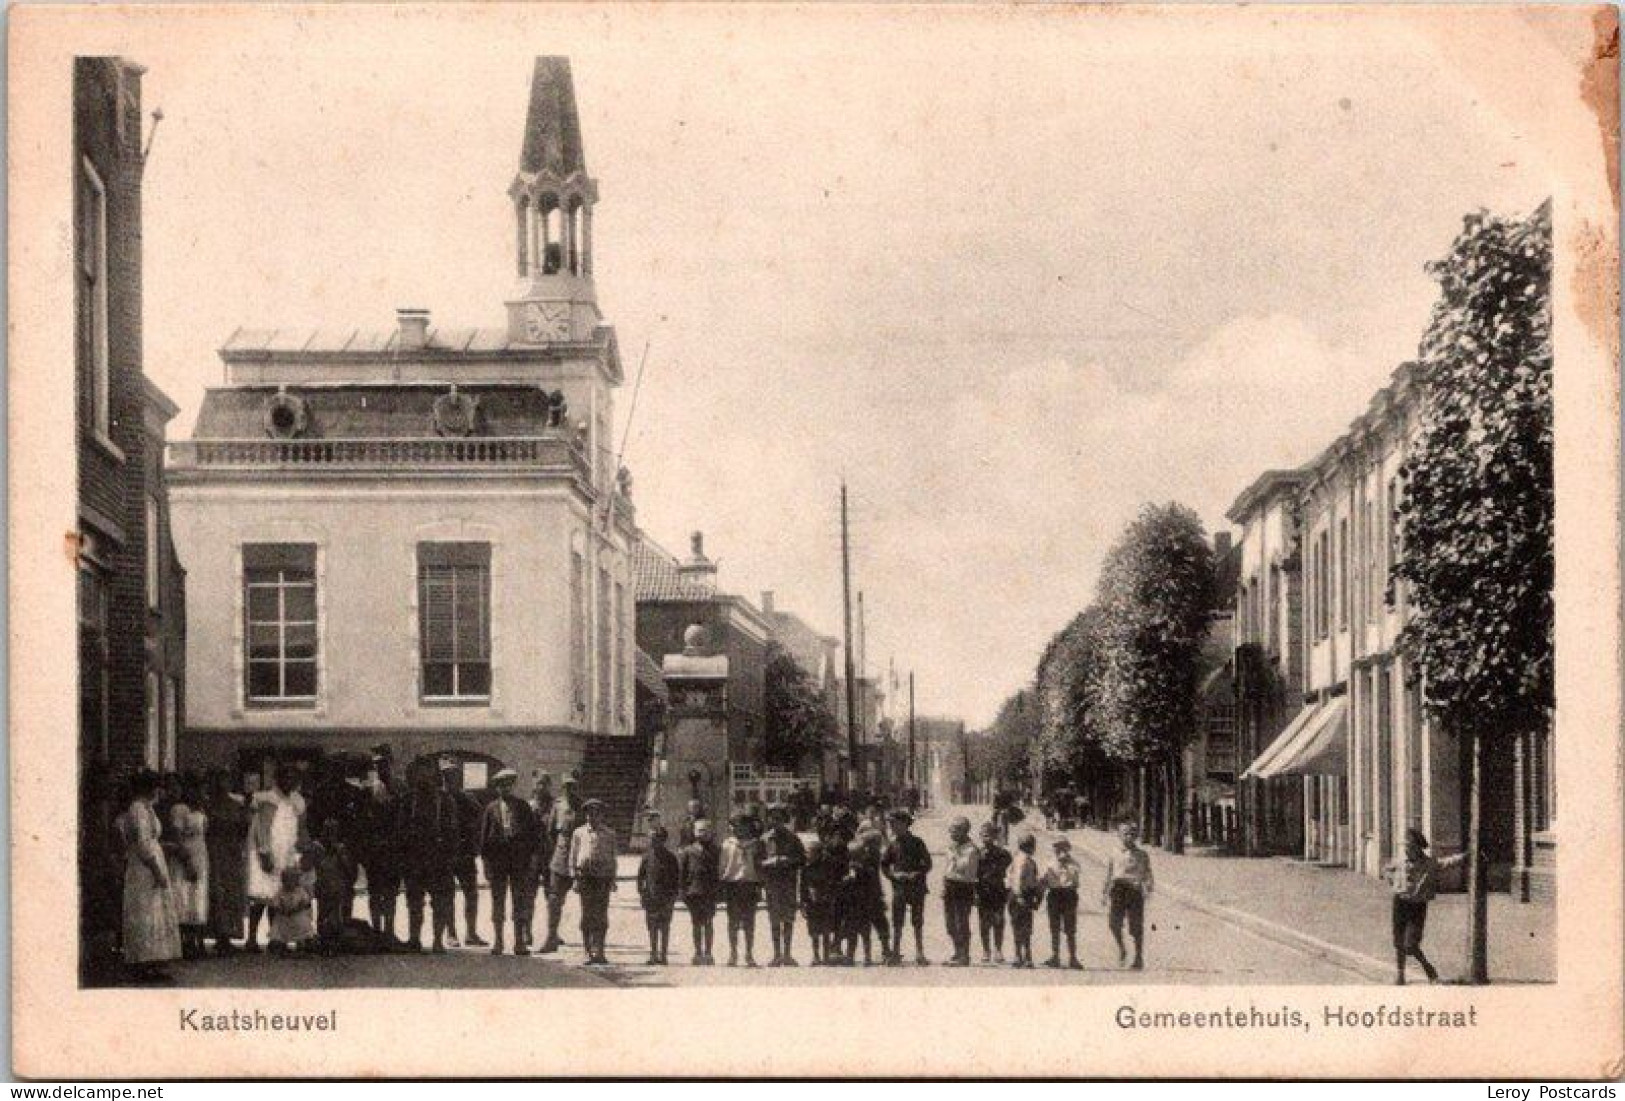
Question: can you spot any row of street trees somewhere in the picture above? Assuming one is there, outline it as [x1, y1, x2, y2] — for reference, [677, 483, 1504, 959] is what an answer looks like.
[977, 200, 1552, 982]
[980, 503, 1218, 852]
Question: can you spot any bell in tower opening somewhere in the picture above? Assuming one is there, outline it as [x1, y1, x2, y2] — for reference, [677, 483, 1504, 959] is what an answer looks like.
[506, 57, 601, 346]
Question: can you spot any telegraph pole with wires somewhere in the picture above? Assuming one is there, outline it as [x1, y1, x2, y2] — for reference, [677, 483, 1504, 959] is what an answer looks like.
[841, 482, 859, 792]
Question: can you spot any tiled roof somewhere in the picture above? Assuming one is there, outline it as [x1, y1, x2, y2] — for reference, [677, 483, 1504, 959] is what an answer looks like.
[192, 384, 568, 440]
[632, 537, 716, 602]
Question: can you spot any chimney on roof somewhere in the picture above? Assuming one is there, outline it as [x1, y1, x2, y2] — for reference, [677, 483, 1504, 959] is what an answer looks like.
[1214, 531, 1233, 558]
[397, 308, 430, 351]
[678, 531, 718, 592]
[760, 591, 775, 616]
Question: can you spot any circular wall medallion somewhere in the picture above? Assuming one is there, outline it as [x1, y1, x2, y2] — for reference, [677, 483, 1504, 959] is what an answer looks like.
[433, 389, 479, 437]
[262, 391, 309, 439]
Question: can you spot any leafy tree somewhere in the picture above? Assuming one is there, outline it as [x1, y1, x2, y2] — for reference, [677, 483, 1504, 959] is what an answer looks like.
[1035, 607, 1118, 820]
[1093, 503, 1216, 851]
[1393, 201, 1552, 984]
[763, 640, 839, 770]
[983, 689, 1040, 791]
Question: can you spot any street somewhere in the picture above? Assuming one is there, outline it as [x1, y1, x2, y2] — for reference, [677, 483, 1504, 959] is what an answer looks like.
[166, 806, 1360, 988]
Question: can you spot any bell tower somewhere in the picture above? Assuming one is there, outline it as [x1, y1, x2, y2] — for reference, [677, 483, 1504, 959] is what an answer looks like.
[506, 57, 601, 346]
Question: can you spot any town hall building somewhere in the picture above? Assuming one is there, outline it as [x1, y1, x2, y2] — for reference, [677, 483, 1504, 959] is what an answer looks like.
[169, 58, 640, 792]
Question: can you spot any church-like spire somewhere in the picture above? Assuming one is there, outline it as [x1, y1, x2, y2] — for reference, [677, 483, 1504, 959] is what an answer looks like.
[520, 57, 587, 177]
[508, 57, 598, 281]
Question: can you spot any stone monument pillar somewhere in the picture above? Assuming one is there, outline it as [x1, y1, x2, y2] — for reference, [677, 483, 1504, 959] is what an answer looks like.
[655, 624, 731, 834]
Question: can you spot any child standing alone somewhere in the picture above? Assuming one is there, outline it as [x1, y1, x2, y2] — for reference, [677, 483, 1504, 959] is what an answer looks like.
[1101, 820, 1153, 970]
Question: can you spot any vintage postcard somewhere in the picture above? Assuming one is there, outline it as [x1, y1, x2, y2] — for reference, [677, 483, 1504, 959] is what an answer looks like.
[8, 2, 1621, 1079]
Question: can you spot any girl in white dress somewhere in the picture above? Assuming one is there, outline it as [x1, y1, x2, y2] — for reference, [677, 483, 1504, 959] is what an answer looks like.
[244, 764, 308, 952]
[167, 773, 210, 958]
[117, 770, 182, 982]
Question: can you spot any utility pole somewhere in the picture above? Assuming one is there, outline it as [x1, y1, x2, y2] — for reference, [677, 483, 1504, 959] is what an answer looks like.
[841, 482, 859, 792]
[907, 671, 916, 789]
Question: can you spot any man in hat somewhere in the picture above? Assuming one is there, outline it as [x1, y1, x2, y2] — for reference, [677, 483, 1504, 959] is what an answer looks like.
[881, 807, 933, 965]
[568, 797, 618, 965]
[479, 768, 539, 956]
[359, 745, 404, 939]
[439, 760, 487, 949]
[759, 804, 807, 966]
[537, 771, 582, 953]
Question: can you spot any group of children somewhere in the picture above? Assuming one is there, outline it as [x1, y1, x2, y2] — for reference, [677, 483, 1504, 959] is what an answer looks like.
[630, 803, 1157, 972]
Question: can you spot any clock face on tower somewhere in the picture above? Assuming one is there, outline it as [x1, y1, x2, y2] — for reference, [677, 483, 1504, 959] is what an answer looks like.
[523, 301, 571, 342]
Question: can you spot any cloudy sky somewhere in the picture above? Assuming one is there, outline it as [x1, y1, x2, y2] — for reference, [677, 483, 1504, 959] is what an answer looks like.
[132, 6, 1582, 726]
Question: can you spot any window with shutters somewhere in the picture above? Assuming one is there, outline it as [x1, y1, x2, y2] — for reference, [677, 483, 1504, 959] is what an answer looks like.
[418, 542, 492, 702]
[244, 543, 318, 705]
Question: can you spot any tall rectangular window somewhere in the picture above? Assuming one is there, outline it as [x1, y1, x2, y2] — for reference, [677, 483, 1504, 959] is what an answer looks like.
[1338, 517, 1350, 629]
[614, 580, 627, 728]
[78, 158, 109, 438]
[1387, 476, 1404, 608]
[571, 550, 586, 714]
[146, 495, 161, 611]
[244, 543, 318, 705]
[596, 566, 611, 729]
[418, 542, 492, 702]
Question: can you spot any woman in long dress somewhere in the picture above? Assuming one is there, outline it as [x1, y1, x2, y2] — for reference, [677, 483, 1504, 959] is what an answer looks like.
[167, 773, 210, 959]
[245, 764, 308, 952]
[203, 768, 249, 955]
[116, 770, 182, 983]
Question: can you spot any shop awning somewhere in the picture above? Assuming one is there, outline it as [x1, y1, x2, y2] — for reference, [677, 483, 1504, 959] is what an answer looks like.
[1248, 696, 1349, 779]
[1242, 702, 1321, 779]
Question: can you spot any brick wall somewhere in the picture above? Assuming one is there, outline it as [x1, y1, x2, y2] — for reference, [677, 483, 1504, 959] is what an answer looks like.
[75, 58, 154, 781]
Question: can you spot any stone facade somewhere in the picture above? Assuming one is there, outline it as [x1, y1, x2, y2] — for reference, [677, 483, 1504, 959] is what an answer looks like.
[1232, 363, 1551, 899]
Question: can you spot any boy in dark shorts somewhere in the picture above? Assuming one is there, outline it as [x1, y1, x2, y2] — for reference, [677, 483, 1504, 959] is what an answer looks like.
[636, 824, 681, 965]
[678, 819, 721, 965]
[760, 805, 807, 966]
[1101, 820, 1153, 970]
[842, 827, 889, 966]
[1042, 835, 1083, 969]
[800, 837, 836, 965]
[975, 821, 1012, 963]
[881, 809, 932, 965]
[1006, 832, 1042, 968]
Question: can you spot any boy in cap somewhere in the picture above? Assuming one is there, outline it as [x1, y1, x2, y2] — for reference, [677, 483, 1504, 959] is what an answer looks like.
[975, 820, 1012, 963]
[479, 768, 538, 956]
[760, 804, 807, 966]
[678, 818, 721, 964]
[568, 797, 618, 965]
[1101, 820, 1153, 970]
[636, 824, 681, 965]
[718, 813, 764, 966]
[881, 808, 932, 965]
[941, 816, 980, 966]
[1006, 832, 1042, 968]
[1042, 835, 1083, 970]
[538, 772, 581, 953]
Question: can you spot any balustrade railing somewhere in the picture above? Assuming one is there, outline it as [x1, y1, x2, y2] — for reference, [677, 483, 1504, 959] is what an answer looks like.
[168, 435, 588, 473]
